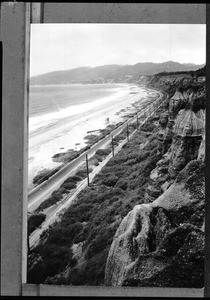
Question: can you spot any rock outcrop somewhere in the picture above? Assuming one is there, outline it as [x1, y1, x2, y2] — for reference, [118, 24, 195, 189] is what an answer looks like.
[145, 82, 205, 202]
[105, 69, 205, 287]
[105, 160, 205, 287]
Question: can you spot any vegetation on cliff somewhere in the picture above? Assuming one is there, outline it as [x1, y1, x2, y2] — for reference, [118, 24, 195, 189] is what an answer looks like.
[105, 69, 205, 287]
[28, 213, 46, 235]
[28, 67, 205, 287]
[27, 105, 167, 285]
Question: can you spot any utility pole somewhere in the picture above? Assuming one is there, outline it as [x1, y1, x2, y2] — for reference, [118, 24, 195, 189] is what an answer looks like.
[136, 113, 139, 130]
[127, 124, 129, 142]
[111, 135, 114, 157]
[86, 154, 90, 186]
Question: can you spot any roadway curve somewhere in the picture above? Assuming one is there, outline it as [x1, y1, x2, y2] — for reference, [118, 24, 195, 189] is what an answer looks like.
[28, 88, 163, 212]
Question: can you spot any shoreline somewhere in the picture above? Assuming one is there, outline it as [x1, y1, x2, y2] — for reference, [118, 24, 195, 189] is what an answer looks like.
[28, 69, 205, 288]
[28, 87, 167, 284]
[29, 89, 163, 225]
[28, 85, 159, 190]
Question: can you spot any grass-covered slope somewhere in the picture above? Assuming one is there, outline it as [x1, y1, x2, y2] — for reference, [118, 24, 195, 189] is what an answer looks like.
[27, 105, 166, 285]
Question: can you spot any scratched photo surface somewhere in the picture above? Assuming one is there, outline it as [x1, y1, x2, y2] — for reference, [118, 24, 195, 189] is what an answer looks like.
[27, 24, 206, 287]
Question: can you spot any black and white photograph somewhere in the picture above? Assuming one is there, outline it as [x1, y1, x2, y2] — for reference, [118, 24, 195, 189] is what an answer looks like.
[1, 3, 208, 297]
[27, 23, 206, 288]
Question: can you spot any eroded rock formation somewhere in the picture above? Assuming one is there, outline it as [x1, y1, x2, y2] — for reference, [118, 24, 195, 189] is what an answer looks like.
[145, 83, 205, 202]
[105, 160, 205, 287]
[105, 69, 205, 287]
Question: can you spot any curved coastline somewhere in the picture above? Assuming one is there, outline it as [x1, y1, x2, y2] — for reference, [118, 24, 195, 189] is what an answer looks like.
[28, 84, 155, 188]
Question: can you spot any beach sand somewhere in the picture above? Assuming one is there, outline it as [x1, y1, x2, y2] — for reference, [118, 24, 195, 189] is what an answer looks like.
[28, 85, 153, 189]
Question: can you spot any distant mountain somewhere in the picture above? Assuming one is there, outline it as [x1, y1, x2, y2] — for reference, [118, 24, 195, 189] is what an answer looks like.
[30, 61, 205, 85]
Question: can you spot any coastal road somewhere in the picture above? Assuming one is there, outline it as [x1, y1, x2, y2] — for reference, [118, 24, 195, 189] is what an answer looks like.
[28, 89, 164, 212]
[29, 91, 168, 248]
[30, 132, 133, 248]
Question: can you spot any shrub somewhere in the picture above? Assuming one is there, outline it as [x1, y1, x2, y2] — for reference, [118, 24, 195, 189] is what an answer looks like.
[75, 169, 87, 178]
[95, 148, 111, 157]
[52, 189, 63, 197]
[115, 179, 128, 190]
[68, 248, 109, 286]
[61, 181, 77, 190]
[62, 202, 96, 225]
[57, 187, 69, 194]
[36, 192, 63, 212]
[84, 134, 100, 145]
[85, 225, 118, 259]
[39, 244, 72, 278]
[141, 122, 156, 132]
[28, 213, 46, 235]
[33, 168, 59, 185]
[97, 156, 103, 162]
[46, 223, 84, 246]
[130, 123, 137, 130]
[97, 174, 118, 187]
[89, 157, 100, 166]
[64, 175, 83, 183]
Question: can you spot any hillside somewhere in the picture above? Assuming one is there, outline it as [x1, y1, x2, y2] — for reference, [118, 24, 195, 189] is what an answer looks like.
[105, 68, 205, 287]
[30, 61, 204, 85]
[27, 68, 205, 287]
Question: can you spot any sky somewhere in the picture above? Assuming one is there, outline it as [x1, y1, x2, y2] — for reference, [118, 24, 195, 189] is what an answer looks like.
[30, 24, 206, 77]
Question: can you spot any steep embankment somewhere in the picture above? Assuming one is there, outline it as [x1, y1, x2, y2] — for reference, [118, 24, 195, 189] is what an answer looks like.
[105, 67, 205, 287]
[27, 67, 205, 287]
[27, 103, 168, 285]
[105, 160, 205, 287]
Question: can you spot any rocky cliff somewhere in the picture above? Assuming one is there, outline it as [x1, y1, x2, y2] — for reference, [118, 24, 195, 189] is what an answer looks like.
[105, 68, 205, 287]
[27, 67, 206, 287]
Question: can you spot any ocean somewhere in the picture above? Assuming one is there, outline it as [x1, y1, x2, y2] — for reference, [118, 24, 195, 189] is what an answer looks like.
[28, 83, 149, 189]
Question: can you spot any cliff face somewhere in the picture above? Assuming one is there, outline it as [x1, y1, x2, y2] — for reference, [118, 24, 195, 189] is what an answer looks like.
[105, 70, 205, 287]
[105, 160, 205, 287]
[146, 79, 205, 202]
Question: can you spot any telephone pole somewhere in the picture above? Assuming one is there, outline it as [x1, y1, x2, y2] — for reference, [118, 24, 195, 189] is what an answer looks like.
[127, 124, 129, 142]
[111, 135, 114, 157]
[86, 154, 90, 186]
[136, 113, 139, 131]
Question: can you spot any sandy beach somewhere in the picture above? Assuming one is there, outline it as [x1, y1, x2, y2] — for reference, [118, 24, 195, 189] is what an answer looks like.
[28, 84, 154, 189]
